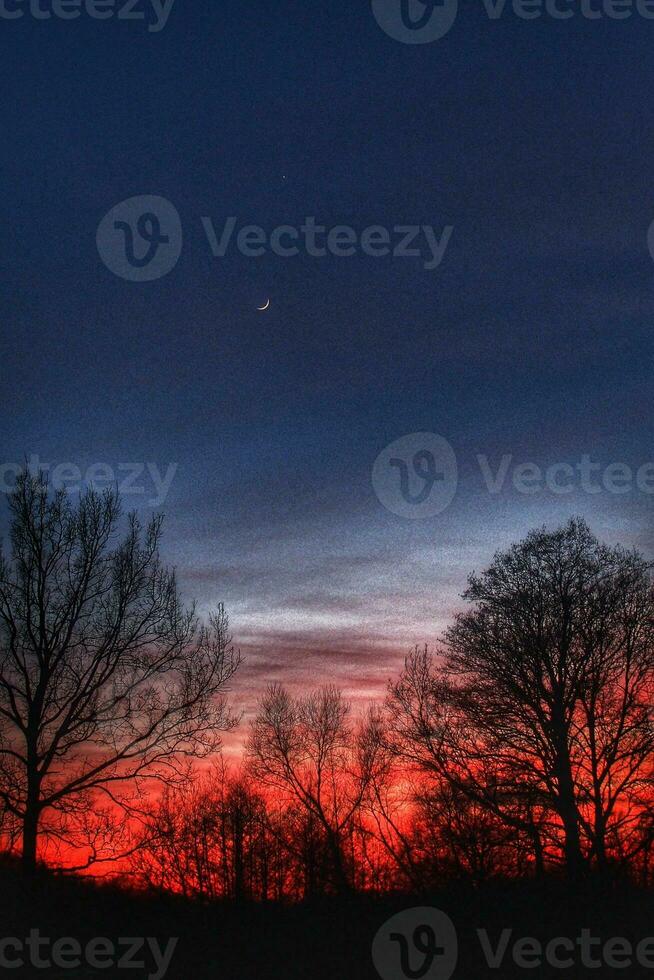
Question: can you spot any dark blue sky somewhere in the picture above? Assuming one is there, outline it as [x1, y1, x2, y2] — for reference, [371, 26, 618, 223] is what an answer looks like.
[2, 1, 654, 727]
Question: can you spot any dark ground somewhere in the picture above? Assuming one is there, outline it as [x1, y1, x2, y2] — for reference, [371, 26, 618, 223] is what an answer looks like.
[2, 867, 654, 979]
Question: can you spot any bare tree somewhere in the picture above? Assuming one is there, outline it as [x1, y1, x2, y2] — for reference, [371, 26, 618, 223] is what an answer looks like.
[0, 472, 240, 874]
[572, 546, 654, 872]
[386, 648, 549, 880]
[389, 520, 654, 881]
[135, 767, 272, 901]
[247, 684, 382, 894]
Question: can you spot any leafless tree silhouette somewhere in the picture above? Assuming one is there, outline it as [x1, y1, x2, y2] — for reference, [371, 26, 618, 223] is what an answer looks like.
[0, 472, 240, 874]
[247, 684, 383, 893]
[388, 520, 654, 881]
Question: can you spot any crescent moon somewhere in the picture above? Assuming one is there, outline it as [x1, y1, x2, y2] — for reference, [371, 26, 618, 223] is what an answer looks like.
[257, 299, 270, 311]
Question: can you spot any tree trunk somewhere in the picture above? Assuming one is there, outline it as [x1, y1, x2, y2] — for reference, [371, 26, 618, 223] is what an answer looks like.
[233, 813, 245, 903]
[555, 759, 585, 881]
[525, 813, 545, 879]
[593, 812, 609, 876]
[23, 731, 42, 876]
[22, 804, 40, 876]
[327, 830, 351, 895]
[551, 709, 585, 882]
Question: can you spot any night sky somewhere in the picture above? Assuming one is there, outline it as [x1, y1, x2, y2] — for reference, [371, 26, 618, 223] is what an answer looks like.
[2, 1, 654, 738]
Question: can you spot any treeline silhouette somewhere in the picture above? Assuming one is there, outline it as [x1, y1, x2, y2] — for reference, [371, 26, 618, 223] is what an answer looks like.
[135, 518, 654, 898]
[1, 473, 654, 901]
